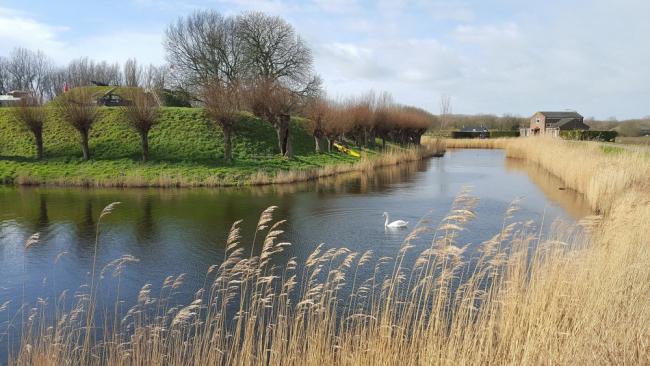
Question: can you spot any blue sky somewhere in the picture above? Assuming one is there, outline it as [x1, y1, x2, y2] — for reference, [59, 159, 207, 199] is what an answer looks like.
[1, 0, 649, 119]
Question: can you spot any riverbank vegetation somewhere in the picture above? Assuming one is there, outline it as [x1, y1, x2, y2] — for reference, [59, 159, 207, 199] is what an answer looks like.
[0, 107, 443, 187]
[5, 138, 649, 365]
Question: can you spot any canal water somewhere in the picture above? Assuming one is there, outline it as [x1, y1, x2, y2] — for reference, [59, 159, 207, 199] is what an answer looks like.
[0, 149, 590, 344]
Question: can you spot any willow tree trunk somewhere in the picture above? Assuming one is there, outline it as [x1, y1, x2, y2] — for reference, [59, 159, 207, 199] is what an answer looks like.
[80, 129, 90, 161]
[140, 132, 150, 163]
[276, 114, 292, 157]
[367, 129, 376, 148]
[314, 135, 322, 153]
[34, 130, 44, 160]
[223, 125, 233, 163]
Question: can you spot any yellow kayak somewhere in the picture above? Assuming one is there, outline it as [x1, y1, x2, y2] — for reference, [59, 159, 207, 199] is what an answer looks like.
[333, 143, 361, 158]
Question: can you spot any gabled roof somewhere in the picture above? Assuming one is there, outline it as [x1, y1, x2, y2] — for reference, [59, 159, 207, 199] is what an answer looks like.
[537, 111, 583, 119]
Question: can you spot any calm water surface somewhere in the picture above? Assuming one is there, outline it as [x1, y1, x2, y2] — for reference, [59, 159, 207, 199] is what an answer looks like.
[0, 149, 590, 335]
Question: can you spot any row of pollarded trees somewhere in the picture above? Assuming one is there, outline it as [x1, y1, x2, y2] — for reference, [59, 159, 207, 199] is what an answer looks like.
[13, 88, 159, 162]
[303, 92, 433, 153]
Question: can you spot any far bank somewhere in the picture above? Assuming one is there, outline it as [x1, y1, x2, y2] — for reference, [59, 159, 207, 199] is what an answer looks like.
[0, 107, 444, 188]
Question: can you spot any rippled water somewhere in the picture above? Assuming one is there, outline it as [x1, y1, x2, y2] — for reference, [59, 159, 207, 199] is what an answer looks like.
[0, 149, 590, 338]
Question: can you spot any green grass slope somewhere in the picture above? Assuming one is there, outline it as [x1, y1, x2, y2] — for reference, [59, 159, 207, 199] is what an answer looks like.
[0, 107, 360, 186]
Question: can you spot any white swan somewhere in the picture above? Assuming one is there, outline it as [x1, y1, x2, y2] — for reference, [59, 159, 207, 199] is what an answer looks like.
[383, 212, 408, 228]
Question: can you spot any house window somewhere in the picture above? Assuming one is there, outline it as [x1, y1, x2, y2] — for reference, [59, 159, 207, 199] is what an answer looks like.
[536, 118, 540, 124]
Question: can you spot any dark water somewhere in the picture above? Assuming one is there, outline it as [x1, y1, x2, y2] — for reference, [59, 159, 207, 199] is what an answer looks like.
[0, 149, 590, 339]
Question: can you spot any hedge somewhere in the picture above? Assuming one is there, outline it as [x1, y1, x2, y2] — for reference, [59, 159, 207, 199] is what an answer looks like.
[489, 131, 520, 138]
[559, 130, 618, 142]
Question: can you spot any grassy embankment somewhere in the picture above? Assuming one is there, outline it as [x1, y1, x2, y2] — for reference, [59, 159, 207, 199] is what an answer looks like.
[8, 137, 650, 365]
[0, 107, 444, 187]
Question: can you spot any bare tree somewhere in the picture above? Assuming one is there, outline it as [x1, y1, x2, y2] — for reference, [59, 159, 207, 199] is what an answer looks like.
[56, 88, 98, 161]
[13, 96, 46, 160]
[3, 48, 54, 102]
[123, 89, 160, 162]
[303, 96, 330, 153]
[238, 12, 320, 156]
[143, 64, 168, 92]
[374, 92, 395, 149]
[247, 78, 317, 157]
[64, 57, 122, 87]
[0, 57, 9, 94]
[202, 80, 242, 162]
[123, 58, 143, 87]
[165, 11, 244, 95]
[439, 94, 452, 130]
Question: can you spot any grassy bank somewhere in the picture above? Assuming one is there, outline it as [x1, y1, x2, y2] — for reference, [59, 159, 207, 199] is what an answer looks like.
[8, 138, 650, 365]
[0, 107, 443, 187]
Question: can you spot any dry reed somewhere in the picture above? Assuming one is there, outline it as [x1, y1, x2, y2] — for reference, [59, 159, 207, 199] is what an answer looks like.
[443, 138, 511, 149]
[253, 139, 445, 185]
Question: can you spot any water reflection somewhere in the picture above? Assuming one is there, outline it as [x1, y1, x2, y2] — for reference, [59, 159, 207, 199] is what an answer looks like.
[135, 195, 156, 243]
[505, 158, 591, 218]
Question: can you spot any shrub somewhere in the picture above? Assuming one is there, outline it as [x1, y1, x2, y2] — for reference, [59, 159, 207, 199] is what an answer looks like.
[489, 130, 520, 138]
[559, 130, 618, 142]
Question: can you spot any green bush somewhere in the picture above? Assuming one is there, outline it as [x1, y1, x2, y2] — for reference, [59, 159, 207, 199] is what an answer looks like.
[489, 131, 520, 138]
[559, 130, 618, 142]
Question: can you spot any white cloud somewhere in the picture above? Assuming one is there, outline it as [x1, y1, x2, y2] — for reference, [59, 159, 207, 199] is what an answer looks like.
[0, 7, 67, 55]
[453, 23, 520, 43]
[0, 7, 164, 65]
[62, 31, 165, 65]
[312, 0, 361, 14]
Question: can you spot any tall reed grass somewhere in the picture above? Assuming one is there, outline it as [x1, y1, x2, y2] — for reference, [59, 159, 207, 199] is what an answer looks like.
[253, 139, 445, 185]
[443, 138, 510, 149]
[5, 137, 650, 365]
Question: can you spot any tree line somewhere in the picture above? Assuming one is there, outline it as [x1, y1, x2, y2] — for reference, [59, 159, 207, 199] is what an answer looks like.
[0, 49, 168, 103]
[4, 10, 437, 164]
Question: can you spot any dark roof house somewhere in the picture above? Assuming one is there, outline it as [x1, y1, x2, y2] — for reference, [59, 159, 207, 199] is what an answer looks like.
[528, 111, 589, 136]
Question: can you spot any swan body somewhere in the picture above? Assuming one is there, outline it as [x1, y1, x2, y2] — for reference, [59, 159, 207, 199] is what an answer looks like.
[383, 212, 408, 228]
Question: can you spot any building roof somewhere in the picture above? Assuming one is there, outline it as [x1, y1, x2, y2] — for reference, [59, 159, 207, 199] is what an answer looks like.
[537, 111, 583, 119]
[556, 118, 578, 127]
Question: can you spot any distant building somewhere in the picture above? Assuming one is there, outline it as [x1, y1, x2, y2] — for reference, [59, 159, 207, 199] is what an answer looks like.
[459, 125, 488, 138]
[640, 128, 650, 136]
[0, 90, 29, 107]
[521, 111, 590, 137]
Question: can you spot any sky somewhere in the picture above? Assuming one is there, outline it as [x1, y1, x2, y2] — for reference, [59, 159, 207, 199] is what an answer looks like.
[1, 0, 649, 119]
